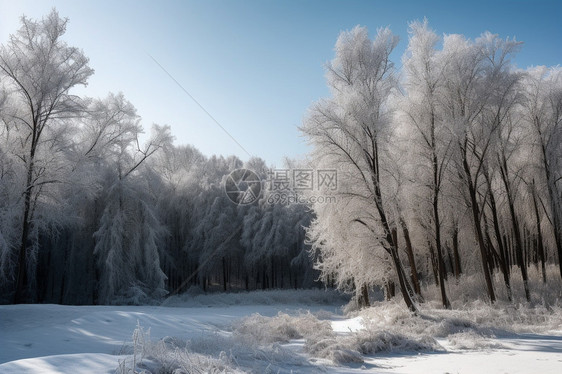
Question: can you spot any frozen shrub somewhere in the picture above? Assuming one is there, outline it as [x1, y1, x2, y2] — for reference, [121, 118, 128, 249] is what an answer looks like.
[351, 330, 440, 354]
[447, 331, 504, 350]
[117, 322, 242, 374]
[234, 311, 333, 345]
[305, 335, 363, 364]
[305, 328, 440, 364]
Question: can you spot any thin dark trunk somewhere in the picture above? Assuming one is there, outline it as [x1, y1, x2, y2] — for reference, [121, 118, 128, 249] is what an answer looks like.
[271, 257, 275, 289]
[539, 133, 562, 280]
[433, 191, 450, 308]
[222, 257, 227, 291]
[499, 154, 530, 302]
[369, 143, 417, 312]
[452, 224, 462, 278]
[501, 232, 511, 271]
[484, 170, 512, 301]
[427, 240, 439, 286]
[390, 246, 416, 312]
[385, 280, 395, 300]
[14, 152, 36, 304]
[445, 244, 454, 278]
[361, 284, 371, 307]
[484, 216, 499, 272]
[532, 181, 547, 283]
[463, 153, 496, 303]
[400, 217, 422, 299]
[431, 122, 450, 308]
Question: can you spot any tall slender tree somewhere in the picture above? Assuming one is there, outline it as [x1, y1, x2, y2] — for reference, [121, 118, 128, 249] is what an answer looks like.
[0, 10, 93, 302]
[401, 20, 451, 308]
[302, 26, 417, 312]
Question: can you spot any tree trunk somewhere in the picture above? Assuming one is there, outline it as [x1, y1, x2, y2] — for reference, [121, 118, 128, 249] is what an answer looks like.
[222, 257, 227, 291]
[463, 155, 496, 303]
[14, 143, 37, 304]
[452, 224, 462, 279]
[499, 155, 530, 302]
[390, 246, 417, 312]
[433, 188, 450, 308]
[400, 217, 422, 299]
[385, 280, 395, 300]
[484, 171, 512, 301]
[531, 181, 547, 283]
[431, 125, 450, 308]
[361, 283, 371, 307]
[427, 240, 439, 286]
[539, 138, 562, 280]
[370, 147, 417, 313]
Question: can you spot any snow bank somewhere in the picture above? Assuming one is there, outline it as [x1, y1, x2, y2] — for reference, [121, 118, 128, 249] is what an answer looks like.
[0, 354, 121, 374]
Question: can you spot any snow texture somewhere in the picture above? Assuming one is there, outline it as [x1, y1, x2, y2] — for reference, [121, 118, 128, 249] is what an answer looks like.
[1, 290, 561, 373]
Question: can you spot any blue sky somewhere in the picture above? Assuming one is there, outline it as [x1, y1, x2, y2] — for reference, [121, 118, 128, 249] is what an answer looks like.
[1, 0, 560, 166]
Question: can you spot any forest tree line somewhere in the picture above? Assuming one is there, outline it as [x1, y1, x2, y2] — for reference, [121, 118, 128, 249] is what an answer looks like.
[0, 11, 318, 305]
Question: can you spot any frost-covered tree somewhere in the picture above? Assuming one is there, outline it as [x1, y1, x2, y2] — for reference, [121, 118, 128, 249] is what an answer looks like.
[149, 144, 207, 293]
[522, 66, 562, 279]
[302, 26, 417, 311]
[0, 10, 93, 302]
[3, 9, 561, 307]
[92, 97, 172, 303]
[486, 62, 526, 301]
[306, 197, 394, 306]
[0, 137, 21, 285]
[439, 32, 521, 303]
[400, 20, 451, 308]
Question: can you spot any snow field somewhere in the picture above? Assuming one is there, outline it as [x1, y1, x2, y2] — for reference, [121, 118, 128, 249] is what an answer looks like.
[1, 290, 561, 373]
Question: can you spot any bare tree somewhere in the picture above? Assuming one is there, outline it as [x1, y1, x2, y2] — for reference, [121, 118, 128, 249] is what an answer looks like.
[0, 10, 93, 303]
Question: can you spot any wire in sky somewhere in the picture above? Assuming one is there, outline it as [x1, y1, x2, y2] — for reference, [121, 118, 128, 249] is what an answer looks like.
[147, 53, 253, 159]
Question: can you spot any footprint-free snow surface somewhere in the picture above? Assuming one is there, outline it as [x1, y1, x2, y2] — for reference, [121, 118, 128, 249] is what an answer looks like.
[1, 290, 561, 373]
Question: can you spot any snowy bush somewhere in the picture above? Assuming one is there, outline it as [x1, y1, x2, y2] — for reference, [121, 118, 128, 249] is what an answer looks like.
[118, 317, 319, 373]
[447, 331, 504, 350]
[305, 335, 364, 365]
[117, 322, 242, 374]
[233, 311, 333, 345]
[305, 330, 440, 365]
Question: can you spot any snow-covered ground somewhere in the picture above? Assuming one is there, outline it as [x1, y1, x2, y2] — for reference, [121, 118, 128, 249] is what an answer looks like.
[1, 290, 561, 373]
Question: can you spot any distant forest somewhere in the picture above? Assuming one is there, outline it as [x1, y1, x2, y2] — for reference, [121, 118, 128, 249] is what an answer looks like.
[0, 11, 317, 305]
